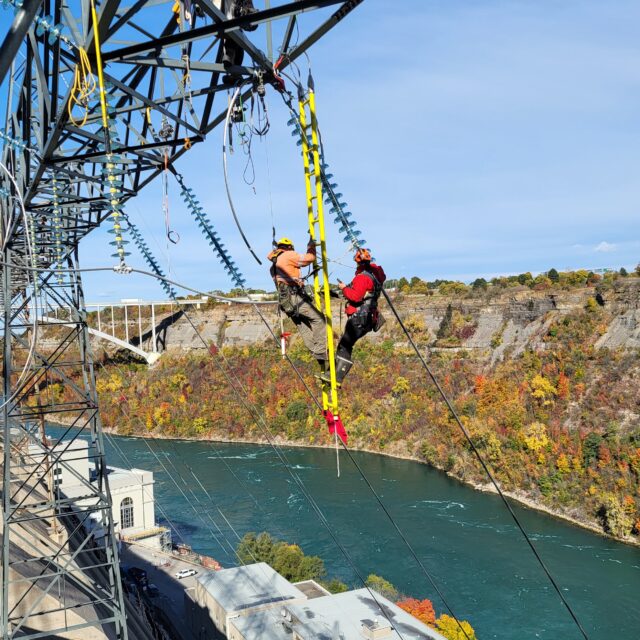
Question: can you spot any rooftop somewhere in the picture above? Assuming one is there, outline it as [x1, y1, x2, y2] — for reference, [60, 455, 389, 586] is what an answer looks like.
[107, 467, 154, 489]
[230, 588, 448, 640]
[197, 563, 306, 613]
[293, 580, 331, 600]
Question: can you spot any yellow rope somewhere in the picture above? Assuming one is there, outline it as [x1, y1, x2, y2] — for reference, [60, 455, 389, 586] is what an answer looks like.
[90, 0, 110, 134]
[67, 47, 96, 127]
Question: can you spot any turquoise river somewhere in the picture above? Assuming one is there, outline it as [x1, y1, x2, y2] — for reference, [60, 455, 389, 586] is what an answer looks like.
[64, 430, 640, 640]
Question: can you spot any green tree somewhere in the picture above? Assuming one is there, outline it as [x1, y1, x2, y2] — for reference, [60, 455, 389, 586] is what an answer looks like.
[619, 267, 628, 277]
[236, 531, 276, 565]
[322, 578, 349, 594]
[517, 272, 533, 285]
[437, 304, 454, 340]
[472, 277, 487, 291]
[547, 268, 560, 283]
[365, 574, 399, 601]
[286, 399, 307, 422]
[398, 277, 410, 292]
[236, 532, 326, 582]
[583, 433, 602, 467]
[271, 543, 326, 582]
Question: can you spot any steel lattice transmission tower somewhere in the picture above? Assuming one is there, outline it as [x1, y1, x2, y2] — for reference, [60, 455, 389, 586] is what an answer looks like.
[0, 0, 362, 637]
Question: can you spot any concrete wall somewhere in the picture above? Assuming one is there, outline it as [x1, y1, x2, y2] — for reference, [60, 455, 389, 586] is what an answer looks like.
[111, 469, 156, 534]
[187, 582, 227, 637]
[29, 439, 90, 493]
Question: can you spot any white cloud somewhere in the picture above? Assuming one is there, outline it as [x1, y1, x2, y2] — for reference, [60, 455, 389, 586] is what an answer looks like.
[594, 241, 617, 253]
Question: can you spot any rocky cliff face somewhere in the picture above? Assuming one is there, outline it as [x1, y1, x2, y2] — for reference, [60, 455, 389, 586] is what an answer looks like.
[86, 278, 640, 543]
[92, 279, 640, 360]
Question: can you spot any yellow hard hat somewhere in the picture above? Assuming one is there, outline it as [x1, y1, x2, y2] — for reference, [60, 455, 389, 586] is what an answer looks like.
[277, 237, 294, 247]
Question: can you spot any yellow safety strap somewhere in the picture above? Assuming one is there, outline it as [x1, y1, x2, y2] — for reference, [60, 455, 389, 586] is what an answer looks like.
[90, 0, 109, 137]
[299, 90, 339, 419]
[68, 47, 96, 127]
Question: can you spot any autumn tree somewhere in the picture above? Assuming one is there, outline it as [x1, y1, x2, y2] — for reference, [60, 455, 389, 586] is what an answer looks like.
[439, 281, 468, 296]
[529, 374, 557, 406]
[397, 598, 436, 626]
[435, 614, 477, 640]
[409, 276, 430, 294]
[598, 494, 632, 538]
[586, 271, 601, 285]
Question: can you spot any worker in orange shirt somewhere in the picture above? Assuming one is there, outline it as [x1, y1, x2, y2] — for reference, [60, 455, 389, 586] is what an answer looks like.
[267, 237, 326, 371]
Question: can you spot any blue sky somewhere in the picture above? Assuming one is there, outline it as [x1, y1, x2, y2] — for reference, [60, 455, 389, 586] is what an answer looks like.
[3, 0, 640, 301]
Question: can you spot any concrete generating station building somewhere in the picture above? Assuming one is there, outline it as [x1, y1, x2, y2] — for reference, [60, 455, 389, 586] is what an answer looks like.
[185, 563, 448, 640]
[31, 437, 170, 549]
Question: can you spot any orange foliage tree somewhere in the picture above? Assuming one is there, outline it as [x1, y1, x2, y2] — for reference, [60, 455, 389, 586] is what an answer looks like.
[397, 598, 436, 626]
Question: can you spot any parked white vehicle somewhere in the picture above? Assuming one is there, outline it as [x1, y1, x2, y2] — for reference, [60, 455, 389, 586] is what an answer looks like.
[175, 568, 197, 579]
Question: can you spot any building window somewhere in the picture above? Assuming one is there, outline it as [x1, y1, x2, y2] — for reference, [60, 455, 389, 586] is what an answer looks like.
[120, 497, 134, 529]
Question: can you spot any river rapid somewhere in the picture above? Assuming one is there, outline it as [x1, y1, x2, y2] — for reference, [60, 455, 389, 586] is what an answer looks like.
[61, 430, 639, 640]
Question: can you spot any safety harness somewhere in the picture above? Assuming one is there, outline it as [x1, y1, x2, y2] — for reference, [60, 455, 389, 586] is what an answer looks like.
[269, 249, 313, 317]
[350, 270, 383, 329]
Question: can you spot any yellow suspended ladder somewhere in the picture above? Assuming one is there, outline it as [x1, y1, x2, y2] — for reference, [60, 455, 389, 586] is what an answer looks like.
[298, 84, 345, 445]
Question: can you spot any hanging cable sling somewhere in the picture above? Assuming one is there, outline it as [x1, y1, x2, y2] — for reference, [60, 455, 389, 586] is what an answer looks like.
[223, 84, 263, 265]
[297, 75, 347, 449]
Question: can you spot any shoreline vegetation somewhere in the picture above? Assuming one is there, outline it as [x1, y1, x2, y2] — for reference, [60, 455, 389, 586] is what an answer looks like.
[51, 419, 639, 548]
[46, 272, 640, 549]
[109, 430, 640, 548]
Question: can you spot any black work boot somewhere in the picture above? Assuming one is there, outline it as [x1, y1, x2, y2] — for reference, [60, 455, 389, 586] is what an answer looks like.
[315, 359, 337, 387]
[335, 356, 353, 384]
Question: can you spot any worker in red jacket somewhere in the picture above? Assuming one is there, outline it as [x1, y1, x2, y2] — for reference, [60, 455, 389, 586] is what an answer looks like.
[332, 248, 386, 384]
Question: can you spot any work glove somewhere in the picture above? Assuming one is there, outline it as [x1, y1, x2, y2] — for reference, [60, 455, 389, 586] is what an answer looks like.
[307, 235, 317, 252]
